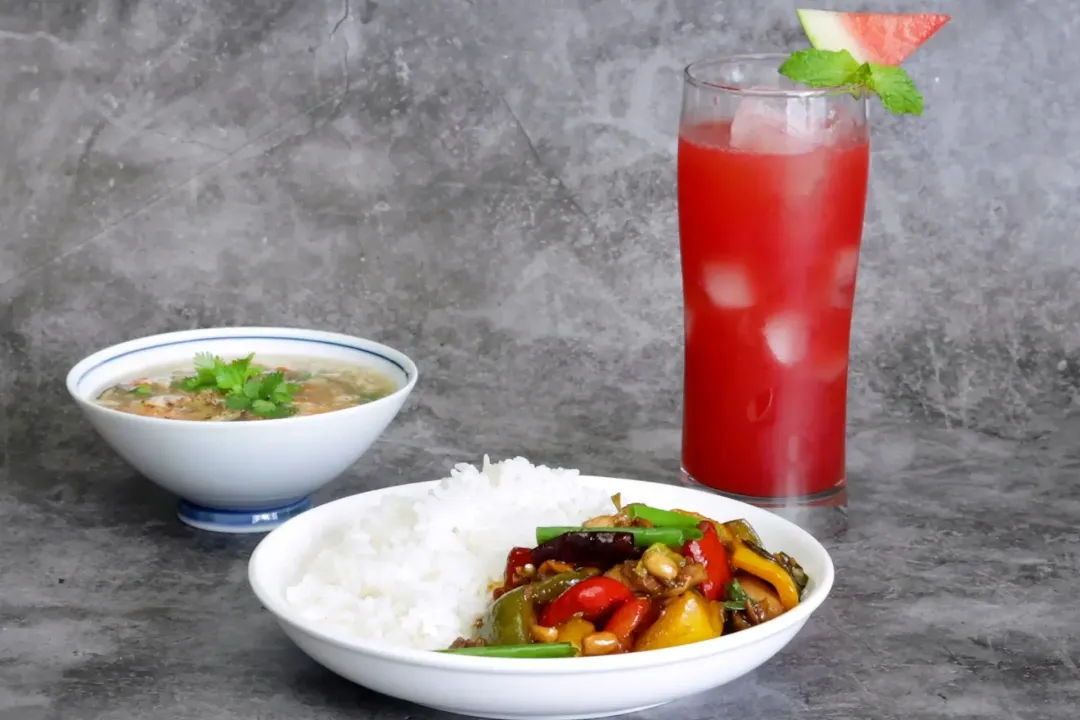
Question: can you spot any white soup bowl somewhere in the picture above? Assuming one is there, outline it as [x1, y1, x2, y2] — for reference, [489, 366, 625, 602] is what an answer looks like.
[66, 327, 418, 533]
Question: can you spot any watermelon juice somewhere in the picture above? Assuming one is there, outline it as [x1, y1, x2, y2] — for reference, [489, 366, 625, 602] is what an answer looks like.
[677, 58, 870, 501]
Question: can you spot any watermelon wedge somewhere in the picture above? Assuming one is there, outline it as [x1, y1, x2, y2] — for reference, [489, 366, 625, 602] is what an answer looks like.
[796, 9, 951, 66]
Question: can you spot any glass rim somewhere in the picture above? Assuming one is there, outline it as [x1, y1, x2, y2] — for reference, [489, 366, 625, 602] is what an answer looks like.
[684, 53, 859, 98]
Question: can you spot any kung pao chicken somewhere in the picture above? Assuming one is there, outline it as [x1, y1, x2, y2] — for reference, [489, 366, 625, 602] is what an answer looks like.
[441, 496, 809, 658]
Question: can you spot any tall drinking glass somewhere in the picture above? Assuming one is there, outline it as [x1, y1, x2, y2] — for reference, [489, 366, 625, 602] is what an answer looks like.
[677, 55, 869, 523]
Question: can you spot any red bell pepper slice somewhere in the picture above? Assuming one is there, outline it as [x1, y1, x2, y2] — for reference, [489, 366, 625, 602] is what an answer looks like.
[502, 546, 535, 589]
[539, 576, 633, 628]
[603, 597, 655, 645]
[682, 521, 732, 601]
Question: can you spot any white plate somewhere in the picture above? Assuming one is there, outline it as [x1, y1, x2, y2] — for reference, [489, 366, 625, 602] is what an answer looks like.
[248, 475, 835, 720]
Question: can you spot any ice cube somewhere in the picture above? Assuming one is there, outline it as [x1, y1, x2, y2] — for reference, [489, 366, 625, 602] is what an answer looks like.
[704, 263, 754, 308]
[764, 312, 809, 366]
[729, 95, 829, 155]
[830, 247, 860, 308]
[824, 104, 858, 141]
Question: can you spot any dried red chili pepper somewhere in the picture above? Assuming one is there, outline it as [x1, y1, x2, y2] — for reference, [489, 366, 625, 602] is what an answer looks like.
[502, 547, 535, 590]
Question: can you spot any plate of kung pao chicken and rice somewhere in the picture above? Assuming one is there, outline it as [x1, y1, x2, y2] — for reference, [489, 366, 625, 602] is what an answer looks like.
[250, 457, 834, 719]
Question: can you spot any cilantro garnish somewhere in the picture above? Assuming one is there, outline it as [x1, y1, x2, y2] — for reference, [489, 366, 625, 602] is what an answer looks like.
[128, 385, 152, 397]
[176, 352, 301, 419]
[721, 578, 752, 610]
[778, 49, 924, 115]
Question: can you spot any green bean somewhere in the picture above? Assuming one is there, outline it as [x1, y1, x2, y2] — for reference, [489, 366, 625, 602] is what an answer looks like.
[440, 642, 578, 659]
[535, 526, 703, 548]
[624, 503, 703, 529]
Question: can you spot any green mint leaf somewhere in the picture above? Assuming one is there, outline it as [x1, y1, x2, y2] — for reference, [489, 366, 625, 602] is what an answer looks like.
[225, 395, 252, 410]
[778, 50, 926, 116]
[861, 63, 923, 116]
[778, 48, 860, 88]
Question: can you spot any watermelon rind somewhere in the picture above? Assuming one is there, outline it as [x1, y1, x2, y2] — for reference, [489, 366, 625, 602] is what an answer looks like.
[796, 8, 872, 63]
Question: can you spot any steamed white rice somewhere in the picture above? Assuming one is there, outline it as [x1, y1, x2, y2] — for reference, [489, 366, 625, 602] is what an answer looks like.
[284, 456, 611, 650]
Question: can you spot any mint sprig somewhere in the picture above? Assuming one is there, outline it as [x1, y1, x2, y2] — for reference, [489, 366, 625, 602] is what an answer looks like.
[176, 352, 301, 419]
[778, 49, 924, 116]
[858, 62, 923, 115]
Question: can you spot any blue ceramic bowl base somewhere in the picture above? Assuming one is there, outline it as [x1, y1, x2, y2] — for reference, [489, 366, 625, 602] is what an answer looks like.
[177, 497, 312, 533]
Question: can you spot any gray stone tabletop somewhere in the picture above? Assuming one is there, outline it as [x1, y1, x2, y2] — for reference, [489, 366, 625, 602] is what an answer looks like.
[2, 1, 1078, 719]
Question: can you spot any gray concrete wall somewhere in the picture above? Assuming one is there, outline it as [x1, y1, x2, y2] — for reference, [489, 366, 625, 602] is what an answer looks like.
[1, 0, 1073, 467]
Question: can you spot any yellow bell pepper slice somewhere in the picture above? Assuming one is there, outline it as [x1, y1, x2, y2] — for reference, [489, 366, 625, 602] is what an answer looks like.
[555, 617, 596, 651]
[633, 591, 723, 652]
[735, 573, 786, 620]
[730, 540, 800, 610]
